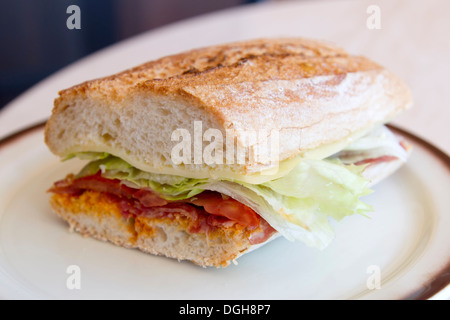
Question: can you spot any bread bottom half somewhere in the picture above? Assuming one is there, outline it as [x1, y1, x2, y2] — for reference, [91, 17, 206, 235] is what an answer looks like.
[49, 190, 274, 268]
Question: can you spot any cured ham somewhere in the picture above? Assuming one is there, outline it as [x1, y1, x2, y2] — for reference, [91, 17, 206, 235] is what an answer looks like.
[49, 172, 276, 244]
[354, 155, 398, 167]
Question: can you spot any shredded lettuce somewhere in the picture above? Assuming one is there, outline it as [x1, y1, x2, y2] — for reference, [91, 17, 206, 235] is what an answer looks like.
[198, 159, 372, 248]
[66, 125, 407, 248]
[233, 159, 372, 248]
[76, 156, 207, 201]
[73, 153, 372, 249]
[333, 125, 408, 164]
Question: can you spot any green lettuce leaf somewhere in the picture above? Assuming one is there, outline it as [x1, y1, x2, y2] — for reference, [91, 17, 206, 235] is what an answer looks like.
[201, 159, 372, 248]
[77, 155, 206, 200]
[242, 159, 372, 247]
[72, 153, 372, 249]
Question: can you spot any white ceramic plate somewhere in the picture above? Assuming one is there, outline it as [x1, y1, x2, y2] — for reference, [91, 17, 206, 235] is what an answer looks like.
[0, 123, 449, 300]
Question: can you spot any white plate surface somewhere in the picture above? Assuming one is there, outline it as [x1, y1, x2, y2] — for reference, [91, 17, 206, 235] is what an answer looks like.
[0, 124, 449, 300]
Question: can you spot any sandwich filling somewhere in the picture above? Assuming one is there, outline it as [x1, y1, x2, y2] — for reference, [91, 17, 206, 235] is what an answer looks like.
[49, 125, 408, 249]
[49, 173, 277, 245]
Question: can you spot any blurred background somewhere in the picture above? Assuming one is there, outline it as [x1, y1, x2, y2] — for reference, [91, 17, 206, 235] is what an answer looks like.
[0, 0, 264, 110]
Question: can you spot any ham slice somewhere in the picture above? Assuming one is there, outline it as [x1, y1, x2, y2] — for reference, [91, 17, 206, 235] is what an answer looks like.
[354, 155, 398, 167]
[48, 172, 277, 244]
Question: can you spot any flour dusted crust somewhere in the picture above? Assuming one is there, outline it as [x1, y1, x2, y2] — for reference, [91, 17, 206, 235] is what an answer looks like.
[44, 38, 413, 180]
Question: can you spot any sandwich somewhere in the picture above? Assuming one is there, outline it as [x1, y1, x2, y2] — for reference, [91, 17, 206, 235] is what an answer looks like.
[44, 38, 413, 267]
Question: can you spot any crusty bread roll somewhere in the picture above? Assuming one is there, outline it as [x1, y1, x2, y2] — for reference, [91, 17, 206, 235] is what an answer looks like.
[44, 38, 412, 181]
[45, 38, 413, 268]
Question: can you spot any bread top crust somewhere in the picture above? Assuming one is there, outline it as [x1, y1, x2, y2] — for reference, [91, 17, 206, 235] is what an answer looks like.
[57, 38, 350, 100]
[46, 38, 412, 179]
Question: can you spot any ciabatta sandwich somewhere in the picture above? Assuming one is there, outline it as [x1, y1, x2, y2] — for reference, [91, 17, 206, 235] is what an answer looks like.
[45, 38, 412, 267]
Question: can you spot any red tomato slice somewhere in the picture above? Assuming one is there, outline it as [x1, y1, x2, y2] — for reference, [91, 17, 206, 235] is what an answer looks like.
[190, 191, 259, 229]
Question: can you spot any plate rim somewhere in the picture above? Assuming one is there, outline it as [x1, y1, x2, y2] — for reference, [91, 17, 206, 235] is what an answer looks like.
[0, 121, 449, 300]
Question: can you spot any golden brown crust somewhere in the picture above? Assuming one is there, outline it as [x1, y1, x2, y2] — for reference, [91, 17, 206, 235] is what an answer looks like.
[53, 38, 382, 111]
[56, 38, 349, 100]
